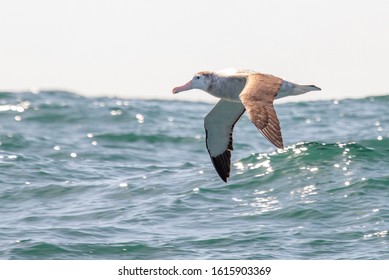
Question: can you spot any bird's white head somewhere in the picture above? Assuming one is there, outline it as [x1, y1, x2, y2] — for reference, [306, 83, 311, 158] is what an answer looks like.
[172, 71, 213, 94]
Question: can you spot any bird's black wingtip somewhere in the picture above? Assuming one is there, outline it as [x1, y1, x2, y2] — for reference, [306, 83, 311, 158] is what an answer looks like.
[216, 167, 229, 183]
[211, 151, 231, 183]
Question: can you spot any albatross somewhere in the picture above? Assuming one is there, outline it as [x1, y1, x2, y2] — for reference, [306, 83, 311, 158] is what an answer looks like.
[172, 69, 320, 182]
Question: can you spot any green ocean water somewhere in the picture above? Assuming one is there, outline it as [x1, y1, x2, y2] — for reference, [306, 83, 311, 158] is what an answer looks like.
[0, 91, 388, 259]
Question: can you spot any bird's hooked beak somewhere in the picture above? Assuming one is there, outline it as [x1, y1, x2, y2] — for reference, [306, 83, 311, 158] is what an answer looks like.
[172, 80, 193, 94]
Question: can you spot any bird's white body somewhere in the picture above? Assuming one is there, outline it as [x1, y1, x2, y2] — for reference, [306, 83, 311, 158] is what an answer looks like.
[208, 74, 246, 102]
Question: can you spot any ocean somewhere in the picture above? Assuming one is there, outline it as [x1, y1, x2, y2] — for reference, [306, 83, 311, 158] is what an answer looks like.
[0, 90, 388, 259]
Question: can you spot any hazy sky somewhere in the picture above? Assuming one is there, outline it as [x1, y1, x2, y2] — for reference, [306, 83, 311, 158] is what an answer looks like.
[1, 0, 388, 102]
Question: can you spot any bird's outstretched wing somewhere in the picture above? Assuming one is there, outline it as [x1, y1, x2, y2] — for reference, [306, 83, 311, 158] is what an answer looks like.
[204, 99, 245, 182]
[240, 73, 284, 149]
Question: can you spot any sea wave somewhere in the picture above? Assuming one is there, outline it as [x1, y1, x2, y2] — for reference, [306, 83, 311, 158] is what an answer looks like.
[1, 90, 389, 259]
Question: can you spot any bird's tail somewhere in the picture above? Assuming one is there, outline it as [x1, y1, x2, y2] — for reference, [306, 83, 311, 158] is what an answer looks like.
[277, 81, 321, 99]
[301, 84, 321, 92]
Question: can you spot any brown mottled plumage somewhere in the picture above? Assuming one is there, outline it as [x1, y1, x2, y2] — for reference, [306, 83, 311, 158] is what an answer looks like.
[240, 73, 284, 149]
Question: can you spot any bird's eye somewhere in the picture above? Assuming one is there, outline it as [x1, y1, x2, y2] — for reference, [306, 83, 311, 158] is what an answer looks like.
[196, 76, 200, 79]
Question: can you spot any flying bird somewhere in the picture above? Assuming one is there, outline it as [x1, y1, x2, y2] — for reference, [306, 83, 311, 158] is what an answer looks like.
[172, 69, 320, 182]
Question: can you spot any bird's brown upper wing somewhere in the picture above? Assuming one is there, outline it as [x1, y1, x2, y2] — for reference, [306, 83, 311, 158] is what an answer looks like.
[239, 73, 284, 149]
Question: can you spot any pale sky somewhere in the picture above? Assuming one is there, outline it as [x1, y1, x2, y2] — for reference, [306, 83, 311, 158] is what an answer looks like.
[1, 0, 388, 102]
